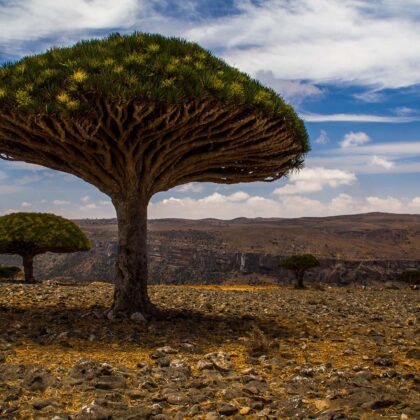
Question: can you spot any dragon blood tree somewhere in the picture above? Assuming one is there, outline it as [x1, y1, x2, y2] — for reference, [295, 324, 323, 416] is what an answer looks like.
[0, 33, 309, 317]
[0, 213, 91, 282]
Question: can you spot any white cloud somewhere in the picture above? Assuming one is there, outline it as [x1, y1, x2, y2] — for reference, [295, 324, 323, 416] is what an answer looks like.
[5, 161, 46, 171]
[186, 0, 420, 89]
[99, 200, 112, 206]
[0, 170, 7, 182]
[80, 203, 97, 210]
[1, 1, 419, 91]
[52, 200, 70, 205]
[301, 113, 419, 123]
[341, 131, 371, 148]
[15, 174, 43, 185]
[353, 90, 385, 103]
[370, 155, 395, 169]
[409, 197, 420, 210]
[364, 196, 403, 212]
[177, 183, 204, 193]
[394, 107, 418, 116]
[315, 129, 329, 145]
[254, 70, 322, 103]
[20, 201, 32, 208]
[273, 167, 356, 195]
[81, 195, 90, 202]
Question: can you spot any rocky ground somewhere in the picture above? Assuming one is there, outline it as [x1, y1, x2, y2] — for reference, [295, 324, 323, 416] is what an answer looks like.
[0, 282, 418, 419]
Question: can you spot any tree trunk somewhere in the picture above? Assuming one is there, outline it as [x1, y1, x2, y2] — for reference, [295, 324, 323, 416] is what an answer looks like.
[294, 269, 305, 289]
[111, 195, 156, 318]
[22, 254, 35, 283]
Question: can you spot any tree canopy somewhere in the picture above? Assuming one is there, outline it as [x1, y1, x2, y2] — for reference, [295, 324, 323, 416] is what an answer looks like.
[280, 254, 320, 271]
[0, 212, 91, 283]
[0, 32, 308, 153]
[0, 212, 91, 254]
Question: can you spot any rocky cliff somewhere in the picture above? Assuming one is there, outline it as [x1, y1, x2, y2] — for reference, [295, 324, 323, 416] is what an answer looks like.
[0, 213, 419, 284]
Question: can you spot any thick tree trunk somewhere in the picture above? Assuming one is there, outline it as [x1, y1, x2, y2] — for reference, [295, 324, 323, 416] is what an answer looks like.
[110, 196, 156, 318]
[22, 254, 35, 283]
[294, 269, 305, 289]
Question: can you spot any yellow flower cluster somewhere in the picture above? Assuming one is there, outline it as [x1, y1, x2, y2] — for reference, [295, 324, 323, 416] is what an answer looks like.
[254, 90, 273, 106]
[124, 53, 146, 65]
[56, 91, 79, 110]
[229, 82, 244, 98]
[147, 43, 160, 53]
[71, 69, 88, 83]
[209, 77, 224, 91]
[161, 78, 175, 88]
[0, 88, 6, 98]
[15, 89, 32, 107]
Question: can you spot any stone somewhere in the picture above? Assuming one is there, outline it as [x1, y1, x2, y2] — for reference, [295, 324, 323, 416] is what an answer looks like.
[22, 365, 56, 392]
[406, 348, 420, 360]
[75, 402, 111, 419]
[239, 407, 251, 415]
[218, 404, 238, 416]
[32, 398, 56, 410]
[130, 312, 147, 323]
[362, 399, 399, 410]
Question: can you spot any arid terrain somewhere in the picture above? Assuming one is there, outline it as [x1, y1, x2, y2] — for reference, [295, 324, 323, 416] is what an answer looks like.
[0, 213, 419, 285]
[0, 281, 418, 418]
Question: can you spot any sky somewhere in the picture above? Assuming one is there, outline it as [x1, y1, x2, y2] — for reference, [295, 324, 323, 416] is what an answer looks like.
[0, 0, 419, 219]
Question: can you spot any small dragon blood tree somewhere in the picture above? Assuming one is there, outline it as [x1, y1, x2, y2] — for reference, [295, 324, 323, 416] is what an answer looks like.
[280, 254, 320, 289]
[0, 33, 309, 317]
[0, 213, 91, 283]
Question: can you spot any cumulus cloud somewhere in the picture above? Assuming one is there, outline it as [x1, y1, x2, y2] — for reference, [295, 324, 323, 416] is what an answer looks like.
[340, 132, 371, 148]
[52, 199, 70, 205]
[364, 196, 403, 212]
[370, 155, 395, 169]
[20, 201, 32, 208]
[273, 167, 356, 195]
[81, 195, 90, 202]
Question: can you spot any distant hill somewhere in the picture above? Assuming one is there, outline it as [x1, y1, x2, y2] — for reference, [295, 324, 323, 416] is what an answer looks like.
[1, 213, 419, 284]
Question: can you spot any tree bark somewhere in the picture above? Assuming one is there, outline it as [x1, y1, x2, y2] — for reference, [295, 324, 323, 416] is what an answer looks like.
[294, 269, 305, 289]
[22, 254, 35, 283]
[111, 195, 156, 318]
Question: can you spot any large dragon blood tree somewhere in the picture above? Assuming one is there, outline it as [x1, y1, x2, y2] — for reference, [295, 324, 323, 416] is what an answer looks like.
[0, 33, 309, 317]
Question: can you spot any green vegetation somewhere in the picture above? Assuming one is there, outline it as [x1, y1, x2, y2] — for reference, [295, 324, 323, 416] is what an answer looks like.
[279, 254, 320, 289]
[397, 269, 420, 286]
[0, 33, 308, 150]
[0, 213, 91, 282]
[0, 265, 21, 280]
[0, 33, 308, 317]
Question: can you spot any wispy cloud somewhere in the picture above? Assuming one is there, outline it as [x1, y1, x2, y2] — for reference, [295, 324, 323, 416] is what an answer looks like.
[308, 141, 420, 174]
[301, 113, 420, 123]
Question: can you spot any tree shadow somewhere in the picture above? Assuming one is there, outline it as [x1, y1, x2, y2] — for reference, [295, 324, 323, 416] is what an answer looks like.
[0, 301, 296, 352]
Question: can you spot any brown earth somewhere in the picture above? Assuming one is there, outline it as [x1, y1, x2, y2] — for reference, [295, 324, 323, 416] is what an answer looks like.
[0, 281, 419, 418]
[0, 212, 419, 285]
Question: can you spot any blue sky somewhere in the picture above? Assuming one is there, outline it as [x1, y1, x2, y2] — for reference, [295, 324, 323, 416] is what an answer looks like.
[0, 0, 419, 219]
